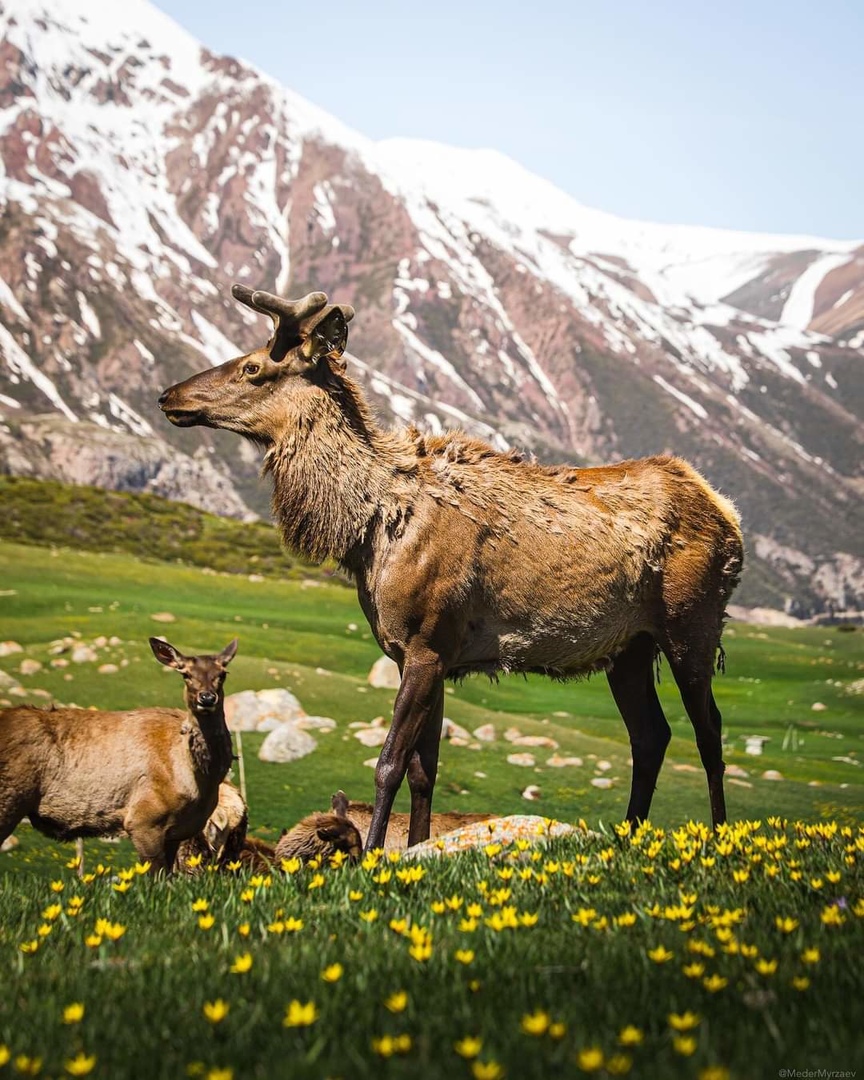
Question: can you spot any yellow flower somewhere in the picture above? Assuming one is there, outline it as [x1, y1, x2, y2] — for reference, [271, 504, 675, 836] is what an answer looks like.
[572, 908, 597, 927]
[454, 949, 475, 965]
[384, 991, 408, 1013]
[683, 962, 705, 978]
[134, 861, 151, 875]
[430, 900, 446, 914]
[13, 1055, 42, 1076]
[191, 899, 209, 912]
[826, 870, 841, 883]
[615, 913, 637, 928]
[820, 906, 845, 927]
[472, 1062, 505, 1080]
[647, 945, 673, 964]
[348, 890, 364, 902]
[673, 1036, 697, 1057]
[283, 916, 304, 933]
[408, 940, 432, 962]
[801, 947, 820, 965]
[445, 894, 464, 910]
[467, 903, 483, 918]
[775, 916, 798, 934]
[42, 904, 62, 921]
[112, 881, 131, 894]
[237, 923, 250, 938]
[576, 1047, 604, 1072]
[792, 976, 810, 991]
[732, 868, 749, 883]
[549, 1022, 566, 1040]
[321, 963, 343, 983]
[19, 940, 39, 954]
[205, 1070, 233, 1080]
[618, 1026, 643, 1047]
[606, 1053, 633, 1075]
[62, 1003, 85, 1024]
[698, 1069, 730, 1080]
[454, 1036, 483, 1059]
[64, 1053, 96, 1076]
[359, 909, 378, 923]
[308, 873, 325, 891]
[230, 953, 253, 974]
[202, 999, 229, 1024]
[520, 911, 539, 927]
[703, 974, 728, 993]
[520, 1010, 550, 1036]
[50, 880, 65, 893]
[460, 918, 479, 933]
[0, 1047, 8, 1068]
[240, 889, 255, 903]
[84, 934, 101, 949]
[185, 854, 203, 869]
[755, 958, 778, 976]
[668, 1011, 701, 1032]
[197, 913, 215, 930]
[371, 1035, 412, 1058]
[283, 1000, 318, 1028]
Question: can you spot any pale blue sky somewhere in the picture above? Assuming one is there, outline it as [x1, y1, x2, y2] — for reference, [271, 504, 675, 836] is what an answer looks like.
[157, 0, 863, 240]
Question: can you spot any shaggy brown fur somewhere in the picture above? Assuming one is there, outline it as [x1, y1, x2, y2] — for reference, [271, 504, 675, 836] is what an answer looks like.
[346, 802, 498, 852]
[273, 791, 363, 864]
[159, 287, 744, 849]
[0, 639, 238, 874]
[175, 781, 248, 872]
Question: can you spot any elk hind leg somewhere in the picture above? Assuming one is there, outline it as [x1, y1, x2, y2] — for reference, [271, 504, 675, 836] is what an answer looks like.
[607, 633, 671, 823]
[406, 684, 445, 847]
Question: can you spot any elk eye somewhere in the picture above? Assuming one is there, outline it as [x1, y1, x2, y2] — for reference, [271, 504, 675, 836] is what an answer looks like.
[243, 362, 260, 376]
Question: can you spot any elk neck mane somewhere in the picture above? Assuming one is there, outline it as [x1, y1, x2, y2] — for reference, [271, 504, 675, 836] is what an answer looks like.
[262, 363, 419, 567]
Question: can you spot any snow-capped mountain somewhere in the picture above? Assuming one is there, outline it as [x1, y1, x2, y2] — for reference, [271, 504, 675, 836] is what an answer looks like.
[1, 0, 862, 612]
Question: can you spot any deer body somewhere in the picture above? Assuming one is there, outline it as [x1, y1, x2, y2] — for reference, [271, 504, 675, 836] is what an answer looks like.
[0, 639, 237, 873]
[159, 287, 743, 851]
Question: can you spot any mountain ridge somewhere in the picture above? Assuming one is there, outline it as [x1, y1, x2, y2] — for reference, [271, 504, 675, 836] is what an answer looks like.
[0, 0, 862, 614]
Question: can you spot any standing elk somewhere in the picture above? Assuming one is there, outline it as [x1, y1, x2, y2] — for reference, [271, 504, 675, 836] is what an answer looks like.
[159, 286, 743, 850]
[0, 638, 237, 873]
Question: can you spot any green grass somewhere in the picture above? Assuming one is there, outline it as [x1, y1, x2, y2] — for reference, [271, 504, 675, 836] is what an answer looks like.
[1, 527, 863, 1079]
[0, 824, 861, 1079]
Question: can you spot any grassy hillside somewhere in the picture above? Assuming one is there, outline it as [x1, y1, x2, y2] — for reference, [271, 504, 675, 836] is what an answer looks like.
[1, 535, 862, 882]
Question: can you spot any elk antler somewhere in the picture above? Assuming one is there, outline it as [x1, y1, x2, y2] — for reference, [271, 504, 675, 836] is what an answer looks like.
[232, 284, 354, 334]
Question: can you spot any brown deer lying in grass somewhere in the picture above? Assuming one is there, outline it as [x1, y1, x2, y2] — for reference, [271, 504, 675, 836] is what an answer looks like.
[274, 791, 363, 863]
[159, 286, 744, 850]
[0, 638, 237, 874]
[345, 800, 497, 852]
[175, 780, 248, 872]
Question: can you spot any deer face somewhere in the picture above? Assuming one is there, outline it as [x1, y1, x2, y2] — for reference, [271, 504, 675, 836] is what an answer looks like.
[158, 287, 353, 443]
[149, 638, 238, 716]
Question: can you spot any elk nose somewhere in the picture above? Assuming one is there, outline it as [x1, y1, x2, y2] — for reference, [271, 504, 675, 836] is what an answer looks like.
[197, 690, 218, 709]
[157, 389, 170, 407]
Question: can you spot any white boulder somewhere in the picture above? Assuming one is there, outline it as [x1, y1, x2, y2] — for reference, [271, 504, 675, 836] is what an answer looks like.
[258, 723, 317, 764]
[368, 656, 401, 689]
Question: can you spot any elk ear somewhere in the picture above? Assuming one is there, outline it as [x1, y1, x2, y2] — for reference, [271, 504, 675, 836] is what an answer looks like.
[300, 307, 348, 365]
[331, 790, 349, 818]
[149, 637, 184, 669]
[217, 639, 239, 666]
[317, 822, 345, 844]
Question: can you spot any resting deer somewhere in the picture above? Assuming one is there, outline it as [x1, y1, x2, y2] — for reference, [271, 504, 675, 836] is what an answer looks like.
[159, 286, 743, 850]
[274, 790, 363, 864]
[0, 638, 237, 874]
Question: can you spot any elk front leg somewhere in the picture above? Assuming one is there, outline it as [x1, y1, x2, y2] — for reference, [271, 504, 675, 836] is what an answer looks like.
[365, 657, 445, 852]
[406, 682, 445, 847]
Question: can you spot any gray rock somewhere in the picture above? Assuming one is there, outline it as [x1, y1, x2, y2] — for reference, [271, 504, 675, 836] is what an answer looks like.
[0, 641, 22, 657]
[19, 659, 43, 676]
[354, 726, 388, 747]
[71, 645, 98, 663]
[507, 752, 536, 767]
[368, 655, 401, 689]
[472, 724, 496, 742]
[295, 716, 337, 732]
[258, 723, 317, 764]
[224, 688, 306, 732]
[442, 717, 471, 741]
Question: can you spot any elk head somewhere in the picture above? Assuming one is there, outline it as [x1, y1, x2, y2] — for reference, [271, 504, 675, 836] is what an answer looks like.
[158, 286, 355, 442]
[149, 637, 238, 716]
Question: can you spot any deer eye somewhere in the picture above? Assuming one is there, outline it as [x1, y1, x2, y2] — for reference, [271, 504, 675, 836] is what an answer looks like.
[243, 362, 261, 377]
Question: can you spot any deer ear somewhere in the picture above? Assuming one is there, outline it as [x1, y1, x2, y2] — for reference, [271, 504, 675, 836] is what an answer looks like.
[330, 790, 349, 818]
[149, 637, 184, 668]
[300, 307, 348, 364]
[218, 639, 239, 666]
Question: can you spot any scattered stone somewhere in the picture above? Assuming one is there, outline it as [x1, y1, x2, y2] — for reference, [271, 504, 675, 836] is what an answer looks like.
[546, 754, 583, 768]
[347, 623, 358, 632]
[472, 724, 496, 742]
[370, 716, 387, 728]
[18, 659, 42, 676]
[50, 658, 69, 669]
[1, 835, 19, 852]
[808, 780, 822, 787]
[367, 655, 401, 689]
[294, 716, 337, 732]
[522, 785, 542, 801]
[552, 711, 569, 718]
[590, 777, 614, 789]
[258, 723, 317, 764]
[93, 636, 108, 648]
[725, 764, 749, 778]
[507, 752, 536, 767]
[31, 689, 51, 699]
[596, 759, 612, 771]
[761, 770, 784, 781]
[474, 771, 487, 779]
[511, 735, 559, 750]
[442, 717, 471, 741]
[150, 612, 176, 623]
[811, 702, 827, 711]
[450, 736, 471, 747]
[743, 735, 770, 755]
[671, 763, 700, 773]
[108, 636, 123, 647]
[363, 757, 379, 768]
[0, 670, 21, 690]
[71, 645, 98, 664]
[0, 641, 22, 657]
[98, 664, 119, 675]
[224, 688, 306, 732]
[503, 727, 523, 743]
[48, 641, 70, 656]
[831, 755, 861, 768]
[727, 778, 753, 788]
[354, 727, 388, 747]
[8, 686, 26, 696]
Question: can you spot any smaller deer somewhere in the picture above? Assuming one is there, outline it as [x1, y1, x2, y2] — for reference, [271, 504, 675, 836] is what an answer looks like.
[0, 638, 237, 874]
[274, 791, 363, 864]
[175, 780, 248, 872]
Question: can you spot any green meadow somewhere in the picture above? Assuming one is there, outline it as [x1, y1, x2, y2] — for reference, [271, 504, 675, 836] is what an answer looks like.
[0, 483, 862, 1079]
